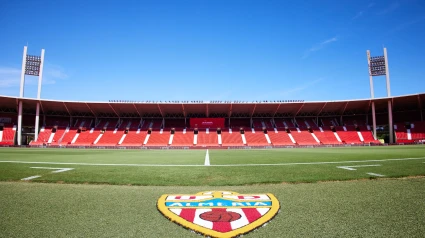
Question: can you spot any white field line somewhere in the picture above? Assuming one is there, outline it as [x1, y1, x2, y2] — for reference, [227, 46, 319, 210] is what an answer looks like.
[21, 175, 41, 181]
[204, 149, 210, 166]
[30, 167, 74, 173]
[21, 167, 75, 181]
[337, 164, 381, 171]
[1, 157, 425, 167]
[367, 172, 385, 177]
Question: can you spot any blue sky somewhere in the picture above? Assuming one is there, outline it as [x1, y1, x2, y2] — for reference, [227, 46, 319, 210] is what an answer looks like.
[0, 0, 424, 102]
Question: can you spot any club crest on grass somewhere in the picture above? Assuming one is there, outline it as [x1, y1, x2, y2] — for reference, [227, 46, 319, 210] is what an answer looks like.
[157, 191, 280, 238]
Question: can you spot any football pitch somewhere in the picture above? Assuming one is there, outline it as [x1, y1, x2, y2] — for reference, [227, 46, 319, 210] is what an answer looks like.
[1, 146, 425, 185]
[1, 145, 425, 237]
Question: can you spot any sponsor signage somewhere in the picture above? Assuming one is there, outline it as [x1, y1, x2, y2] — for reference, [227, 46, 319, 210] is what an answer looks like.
[190, 118, 225, 128]
[157, 191, 280, 237]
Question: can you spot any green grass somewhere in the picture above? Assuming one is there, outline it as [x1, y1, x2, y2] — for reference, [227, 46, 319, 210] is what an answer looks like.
[1, 178, 424, 237]
[0, 148, 205, 164]
[1, 146, 424, 237]
[1, 146, 425, 185]
[210, 146, 425, 164]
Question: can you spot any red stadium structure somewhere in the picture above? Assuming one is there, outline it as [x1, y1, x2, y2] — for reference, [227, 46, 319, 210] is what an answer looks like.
[0, 94, 424, 148]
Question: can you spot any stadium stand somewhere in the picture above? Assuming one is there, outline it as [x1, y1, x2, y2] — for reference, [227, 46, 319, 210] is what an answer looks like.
[296, 118, 315, 129]
[165, 119, 186, 128]
[411, 121, 425, 140]
[394, 123, 408, 141]
[96, 130, 124, 146]
[0, 124, 16, 145]
[244, 129, 269, 146]
[2, 93, 424, 147]
[264, 119, 275, 129]
[78, 119, 93, 129]
[343, 116, 366, 127]
[28, 117, 69, 145]
[69, 119, 112, 146]
[146, 129, 170, 146]
[393, 111, 422, 124]
[284, 119, 297, 128]
[120, 130, 147, 146]
[50, 127, 68, 145]
[58, 128, 77, 145]
[252, 119, 274, 129]
[289, 129, 319, 145]
[221, 129, 243, 146]
[229, 119, 251, 129]
[252, 119, 263, 129]
[395, 121, 425, 142]
[313, 126, 342, 144]
[273, 119, 284, 128]
[196, 129, 218, 146]
[337, 131, 362, 144]
[171, 129, 194, 146]
[45, 117, 69, 127]
[140, 120, 153, 129]
[92, 119, 123, 146]
[335, 125, 361, 144]
[30, 127, 53, 145]
[361, 130, 378, 143]
[357, 125, 379, 143]
[321, 118, 339, 127]
[72, 129, 100, 146]
[151, 120, 163, 129]
[267, 129, 295, 146]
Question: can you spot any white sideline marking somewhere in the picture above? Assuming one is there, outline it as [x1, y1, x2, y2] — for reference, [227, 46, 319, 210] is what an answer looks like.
[21, 175, 41, 181]
[21, 167, 74, 181]
[367, 172, 385, 177]
[337, 164, 381, 171]
[204, 149, 210, 166]
[30, 167, 74, 173]
[1, 157, 425, 167]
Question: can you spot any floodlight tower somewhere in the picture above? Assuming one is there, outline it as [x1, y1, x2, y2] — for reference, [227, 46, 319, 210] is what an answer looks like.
[366, 48, 393, 143]
[17, 46, 45, 145]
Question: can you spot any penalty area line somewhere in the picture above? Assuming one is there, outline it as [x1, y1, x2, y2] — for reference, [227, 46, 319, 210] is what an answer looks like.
[0, 157, 424, 167]
[337, 164, 381, 171]
[20, 167, 75, 181]
[367, 172, 385, 177]
[21, 175, 41, 181]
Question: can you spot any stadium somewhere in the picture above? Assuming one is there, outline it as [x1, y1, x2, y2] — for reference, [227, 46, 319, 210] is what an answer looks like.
[1, 84, 425, 237]
[1, 93, 425, 148]
[1, 1, 425, 237]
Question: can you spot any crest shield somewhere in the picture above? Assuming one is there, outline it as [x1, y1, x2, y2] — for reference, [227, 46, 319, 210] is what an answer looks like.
[157, 191, 280, 237]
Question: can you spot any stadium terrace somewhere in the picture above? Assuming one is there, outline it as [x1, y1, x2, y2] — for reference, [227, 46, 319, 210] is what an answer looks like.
[0, 93, 424, 148]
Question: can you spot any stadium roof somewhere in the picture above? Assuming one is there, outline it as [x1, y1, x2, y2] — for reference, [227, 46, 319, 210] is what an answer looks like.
[0, 93, 424, 118]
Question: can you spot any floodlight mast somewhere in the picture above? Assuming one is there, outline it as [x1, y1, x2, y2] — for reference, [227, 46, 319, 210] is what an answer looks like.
[17, 46, 45, 145]
[366, 50, 377, 141]
[366, 48, 393, 144]
[17, 46, 28, 146]
[35, 49, 45, 143]
[384, 48, 394, 144]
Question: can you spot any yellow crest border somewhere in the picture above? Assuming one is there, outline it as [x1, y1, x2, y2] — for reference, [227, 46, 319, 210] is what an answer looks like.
[157, 191, 280, 238]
